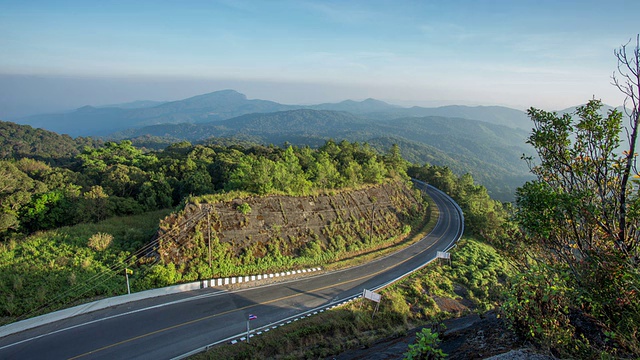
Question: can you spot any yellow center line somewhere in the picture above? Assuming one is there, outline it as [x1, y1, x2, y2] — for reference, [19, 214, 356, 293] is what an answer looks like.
[69, 223, 450, 359]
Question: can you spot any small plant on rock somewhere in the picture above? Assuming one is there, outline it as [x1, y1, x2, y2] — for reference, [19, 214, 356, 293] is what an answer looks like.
[403, 328, 447, 360]
[237, 203, 252, 215]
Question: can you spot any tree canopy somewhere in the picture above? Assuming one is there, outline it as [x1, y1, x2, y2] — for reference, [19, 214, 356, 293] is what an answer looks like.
[0, 137, 408, 241]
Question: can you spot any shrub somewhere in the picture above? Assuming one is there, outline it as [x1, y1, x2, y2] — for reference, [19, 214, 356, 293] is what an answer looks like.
[237, 202, 252, 215]
[403, 328, 446, 360]
[502, 264, 576, 352]
[87, 232, 113, 251]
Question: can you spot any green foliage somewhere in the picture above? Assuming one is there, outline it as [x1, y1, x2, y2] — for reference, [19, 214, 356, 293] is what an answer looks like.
[19, 190, 70, 232]
[447, 239, 513, 310]
[502, 264, 577, 352]
[409, 165, 510, 242]
[0, 209, 170, 321]
[0, 121, 100, 164]
[1, 131, 412, 242]
[0, 160, 42, 236]
[404, 328, 447, 360]
[513, 97, 640, 356]
[395, 239, 512, 313]
[300, 238, 323, 258]
[236, 203, 251, 215]
[224, 142, 403, 196]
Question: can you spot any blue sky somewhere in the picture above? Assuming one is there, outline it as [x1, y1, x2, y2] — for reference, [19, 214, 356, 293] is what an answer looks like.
[1, 0, 639, 118]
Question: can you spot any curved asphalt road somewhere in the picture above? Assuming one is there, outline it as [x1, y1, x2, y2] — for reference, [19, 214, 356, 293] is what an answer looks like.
[0, 183, 463, 360]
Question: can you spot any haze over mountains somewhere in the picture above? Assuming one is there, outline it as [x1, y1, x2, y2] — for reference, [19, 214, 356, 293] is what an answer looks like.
[16, 90, 533, 136]
[10, 90, 536, 201]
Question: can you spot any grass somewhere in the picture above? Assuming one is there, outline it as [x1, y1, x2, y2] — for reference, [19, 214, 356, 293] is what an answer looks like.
[0, 209, 172, 324]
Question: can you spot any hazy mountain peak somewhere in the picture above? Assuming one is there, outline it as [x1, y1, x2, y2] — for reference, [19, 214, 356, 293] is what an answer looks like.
[190, 89, 247, 101]
[77, 105, 97, 112]
[310, 97, 397, 113]
[168, 89, 248, 107]
[97, 100, 167, 109]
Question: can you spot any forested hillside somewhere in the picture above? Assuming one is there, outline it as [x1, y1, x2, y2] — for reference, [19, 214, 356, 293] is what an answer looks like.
[109, 109, 532, 201]
[0, 125, 409, 241]
[0, 121, 100, 164]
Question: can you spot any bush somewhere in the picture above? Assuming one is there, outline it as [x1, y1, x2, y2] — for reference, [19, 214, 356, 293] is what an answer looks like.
[87, 232, 113, 251]
[403, 328, 446, 360]
[502, 264, 576, 351]
[236, 202, 251, 215]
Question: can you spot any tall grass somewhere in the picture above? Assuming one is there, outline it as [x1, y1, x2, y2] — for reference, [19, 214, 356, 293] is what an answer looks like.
[0, 209, 171, 324]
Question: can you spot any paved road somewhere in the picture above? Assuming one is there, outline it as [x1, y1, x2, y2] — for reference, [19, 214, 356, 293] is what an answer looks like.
[0, 184, 463, 360]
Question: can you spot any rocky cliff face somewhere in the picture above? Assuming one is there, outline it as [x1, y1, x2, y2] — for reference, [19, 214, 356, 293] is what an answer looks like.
[156, 180, 426, 269]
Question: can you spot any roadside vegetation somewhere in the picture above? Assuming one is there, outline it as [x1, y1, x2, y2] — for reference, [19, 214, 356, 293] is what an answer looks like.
[0, 210, 170, 323]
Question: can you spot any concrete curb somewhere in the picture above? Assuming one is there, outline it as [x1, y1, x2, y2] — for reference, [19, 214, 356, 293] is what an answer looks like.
[214, 267, 321, 286]
[0, 267, 322, 339]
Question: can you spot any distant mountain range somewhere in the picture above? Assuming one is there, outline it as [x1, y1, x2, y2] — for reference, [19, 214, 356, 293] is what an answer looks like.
[11, 89, 539, 200]
[16, 89, 533, 137]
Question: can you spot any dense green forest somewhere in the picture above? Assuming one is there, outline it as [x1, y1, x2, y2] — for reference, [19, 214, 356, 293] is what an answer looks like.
[0, 121, 101, 164]
[0, 132, 406, 241]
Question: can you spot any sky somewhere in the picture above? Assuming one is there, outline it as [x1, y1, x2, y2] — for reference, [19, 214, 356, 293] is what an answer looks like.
[1, 0, 639, 118]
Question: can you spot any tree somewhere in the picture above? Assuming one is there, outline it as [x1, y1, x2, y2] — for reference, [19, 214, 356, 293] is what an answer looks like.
[19, 190, 67, 232]
[311, 152, 340, 189]
[272, 146, 311, 194]
[612, 35, 640, 258]
[385, 144, 408, 178]
[82, 185, 109, 222]
[362, 155, 387, 184]
[0, 161, 44, 237]
[514, 37, 640, 354]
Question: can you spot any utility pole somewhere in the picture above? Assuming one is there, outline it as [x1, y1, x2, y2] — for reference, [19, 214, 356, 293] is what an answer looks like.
[207, 208, 211, 268]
